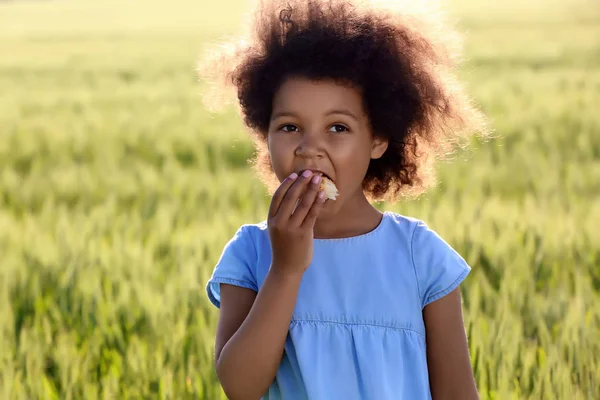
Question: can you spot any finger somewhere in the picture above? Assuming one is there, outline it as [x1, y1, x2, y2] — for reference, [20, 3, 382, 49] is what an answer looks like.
[268, 172, 299, 218]
[290, 173, 322, 226]
[275, 170, 314, 219]
[300, 190, 327, 229]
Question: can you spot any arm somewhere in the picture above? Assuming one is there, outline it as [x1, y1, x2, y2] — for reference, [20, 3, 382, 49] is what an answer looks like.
[423, 288, 479, 400]
[215, 270, 302, 400]
[214, 170, 325, 399]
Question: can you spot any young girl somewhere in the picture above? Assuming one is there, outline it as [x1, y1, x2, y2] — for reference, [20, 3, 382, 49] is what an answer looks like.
[202, 0, 487, 398]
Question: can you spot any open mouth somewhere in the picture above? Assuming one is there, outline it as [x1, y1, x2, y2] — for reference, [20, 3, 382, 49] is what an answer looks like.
[292, 169, 338, 200]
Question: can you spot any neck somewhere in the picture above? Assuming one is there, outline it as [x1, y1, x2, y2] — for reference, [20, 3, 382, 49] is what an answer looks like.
[313, 190, 383, 239]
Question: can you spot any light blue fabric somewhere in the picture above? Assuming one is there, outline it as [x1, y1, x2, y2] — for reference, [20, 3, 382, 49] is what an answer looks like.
[207, 211, 471, 399]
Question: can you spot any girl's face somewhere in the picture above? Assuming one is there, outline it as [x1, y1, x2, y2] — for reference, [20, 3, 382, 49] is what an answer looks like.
[267, 77, 388, 212]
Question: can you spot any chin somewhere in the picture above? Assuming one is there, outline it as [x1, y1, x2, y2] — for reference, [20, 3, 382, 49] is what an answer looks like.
[319, 198, 340, 216]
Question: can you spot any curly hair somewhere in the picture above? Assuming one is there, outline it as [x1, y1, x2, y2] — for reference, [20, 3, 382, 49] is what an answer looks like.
[199, 0, 488, 201]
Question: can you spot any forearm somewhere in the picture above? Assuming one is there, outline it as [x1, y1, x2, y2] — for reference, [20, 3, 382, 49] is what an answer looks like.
[216, 267, 302, 400]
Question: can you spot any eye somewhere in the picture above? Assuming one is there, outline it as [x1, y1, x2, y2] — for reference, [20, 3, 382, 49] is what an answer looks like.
[329, 124, 349, 133]
[280, 124, 299, 132]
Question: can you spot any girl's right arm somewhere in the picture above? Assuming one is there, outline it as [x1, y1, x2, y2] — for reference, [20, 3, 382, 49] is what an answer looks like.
[214, 171, 326, 400]
[215, 271, 302, 400]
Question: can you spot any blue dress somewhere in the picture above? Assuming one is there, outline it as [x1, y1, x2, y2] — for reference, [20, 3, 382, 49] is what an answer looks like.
[206, 211, 471, 399]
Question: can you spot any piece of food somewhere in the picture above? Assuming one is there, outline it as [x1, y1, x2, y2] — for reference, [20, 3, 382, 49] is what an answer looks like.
[319, 176, 339, 200]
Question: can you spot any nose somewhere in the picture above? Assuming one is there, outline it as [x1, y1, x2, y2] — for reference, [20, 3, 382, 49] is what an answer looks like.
[295, 131, 324, 159]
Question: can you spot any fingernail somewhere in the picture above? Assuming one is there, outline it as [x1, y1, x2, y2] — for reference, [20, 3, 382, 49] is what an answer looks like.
[302, 170, 313, 178]
[318, 191, 325, 199]
[312, 174, 321, 184]
[289, 172, 298, 180]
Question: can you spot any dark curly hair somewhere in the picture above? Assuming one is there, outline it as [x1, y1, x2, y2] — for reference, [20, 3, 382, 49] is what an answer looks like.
[199, 0, 488, 201]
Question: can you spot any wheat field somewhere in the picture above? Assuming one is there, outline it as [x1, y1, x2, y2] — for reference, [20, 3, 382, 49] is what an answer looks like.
[0, 0, 599, 399]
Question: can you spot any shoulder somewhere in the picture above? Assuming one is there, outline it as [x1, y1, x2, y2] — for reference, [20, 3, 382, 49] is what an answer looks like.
[215, 221, 269, 266]
[381, 211, 433, 241]
[228, 220, 268, 242]
[384, 211, 470, 308]
[383, 211, 453, 250]
[207, 221, 269, 308]
[222, 220, 272, 261]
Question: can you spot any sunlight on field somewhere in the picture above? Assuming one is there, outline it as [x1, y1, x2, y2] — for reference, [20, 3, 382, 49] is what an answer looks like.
[0, 0, 599, 398]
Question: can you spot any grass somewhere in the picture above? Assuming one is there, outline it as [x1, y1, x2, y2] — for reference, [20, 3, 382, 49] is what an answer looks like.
[0, 0, 599, 398]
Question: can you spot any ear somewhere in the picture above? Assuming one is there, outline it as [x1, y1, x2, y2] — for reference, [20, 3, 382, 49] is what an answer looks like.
[370, 137, 388, 160]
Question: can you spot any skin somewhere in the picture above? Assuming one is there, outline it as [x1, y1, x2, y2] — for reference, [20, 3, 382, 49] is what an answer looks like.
[267, 77, 388, 239]
[425, 288, 480, 400]
[214, 76, 479, 399]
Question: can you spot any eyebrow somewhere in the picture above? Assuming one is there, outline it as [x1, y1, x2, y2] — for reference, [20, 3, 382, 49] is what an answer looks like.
[270, 109, 360, 122]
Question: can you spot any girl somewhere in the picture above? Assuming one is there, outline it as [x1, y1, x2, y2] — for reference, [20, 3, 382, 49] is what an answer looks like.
[201, 0, 487, 398]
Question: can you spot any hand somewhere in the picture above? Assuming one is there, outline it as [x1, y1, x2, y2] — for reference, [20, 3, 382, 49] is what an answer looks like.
[268, 170, 327, 276]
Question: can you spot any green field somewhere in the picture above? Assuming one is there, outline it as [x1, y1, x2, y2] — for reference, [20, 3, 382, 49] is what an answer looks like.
[1, 0, 599, 398]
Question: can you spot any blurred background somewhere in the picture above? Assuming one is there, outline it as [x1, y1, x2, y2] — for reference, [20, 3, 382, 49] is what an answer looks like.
[0, 0, 598, 398]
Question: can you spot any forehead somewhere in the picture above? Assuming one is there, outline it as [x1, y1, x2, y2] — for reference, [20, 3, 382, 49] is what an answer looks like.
[272, 77, 365, 116]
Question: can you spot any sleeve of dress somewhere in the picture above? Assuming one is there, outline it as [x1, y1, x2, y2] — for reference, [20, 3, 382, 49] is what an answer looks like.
[206, 225, 259, 308]
[411, 220, 471, 309]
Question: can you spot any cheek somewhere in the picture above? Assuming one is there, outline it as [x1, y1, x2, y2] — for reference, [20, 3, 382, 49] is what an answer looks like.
[268, 135, 295, 181]
[330, 138, 373, 190]
[334, 137, 372, 170]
